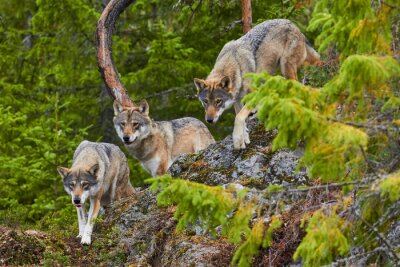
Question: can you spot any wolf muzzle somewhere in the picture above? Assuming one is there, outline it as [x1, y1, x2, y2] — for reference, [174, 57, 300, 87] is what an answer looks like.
[206, 115, 219, 124]
[73, 196, 82, 207]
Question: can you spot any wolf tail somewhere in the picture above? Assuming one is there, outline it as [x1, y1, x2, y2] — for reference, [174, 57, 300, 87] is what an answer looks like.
[305, 39, 321, 65]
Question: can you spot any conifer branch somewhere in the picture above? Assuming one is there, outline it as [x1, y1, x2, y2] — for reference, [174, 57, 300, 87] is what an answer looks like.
[353, 211, 400, 262]
[327, 246, 395, 266]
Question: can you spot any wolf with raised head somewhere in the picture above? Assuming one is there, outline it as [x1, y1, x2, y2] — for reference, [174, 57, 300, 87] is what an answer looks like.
[193, 19, 320, 149]
[113, 99, 215, 176]
[57, 140, 135, 245]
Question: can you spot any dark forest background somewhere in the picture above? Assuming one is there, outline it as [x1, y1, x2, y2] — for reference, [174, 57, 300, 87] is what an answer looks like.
[0, 0, 314, 226]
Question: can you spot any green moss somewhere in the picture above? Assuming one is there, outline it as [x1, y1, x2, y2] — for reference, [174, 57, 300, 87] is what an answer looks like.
[43, 251, 71, 266]
[240, 177, 266, 189]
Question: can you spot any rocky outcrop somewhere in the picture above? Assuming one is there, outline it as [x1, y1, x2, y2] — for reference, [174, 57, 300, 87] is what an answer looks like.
[0, 121, 313, 266]
[11, 121, 399, 266]
[99, 189, 234, 266]
[169, 122, 308, 189]
[94, 121, 314, 266]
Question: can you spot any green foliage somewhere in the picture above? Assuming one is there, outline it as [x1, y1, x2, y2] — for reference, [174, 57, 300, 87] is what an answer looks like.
[379, 172, 400, 202]
[0, 97, 89, 222]
[308, 0, 394, 56]
[244, 73, 368, 181]
[293, 210, 350, 266]
[0, 0, 101, 225]
[232, 216, 282, 267]
[323, 55, 400, 106]
[147, 176, 284, 267]
[148, 176, 240, 237]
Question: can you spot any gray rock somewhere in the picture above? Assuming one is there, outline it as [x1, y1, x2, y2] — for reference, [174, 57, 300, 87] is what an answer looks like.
[169, 121, 309, 189]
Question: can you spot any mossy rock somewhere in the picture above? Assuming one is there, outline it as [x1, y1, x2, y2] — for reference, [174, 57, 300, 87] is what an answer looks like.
[0, 227, 69, 265]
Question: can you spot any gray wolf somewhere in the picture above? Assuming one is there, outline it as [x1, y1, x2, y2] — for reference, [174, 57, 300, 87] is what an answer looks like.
[113, 99, 215, 176]
[193, 19, 320, 149]
[57, 140, 135, 245]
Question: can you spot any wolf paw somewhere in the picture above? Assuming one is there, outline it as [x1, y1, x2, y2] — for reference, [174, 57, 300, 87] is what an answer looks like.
[76, 233, 84, 239]
[80, 234, 91, 245]
[233, 132, 246, 150]
[233, 122, 247, 150]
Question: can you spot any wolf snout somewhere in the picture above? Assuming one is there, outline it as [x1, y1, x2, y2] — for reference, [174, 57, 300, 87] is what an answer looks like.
[123, 135, 136, 144]
[206, 117, 218, 124]
[73, 197, 81, 206]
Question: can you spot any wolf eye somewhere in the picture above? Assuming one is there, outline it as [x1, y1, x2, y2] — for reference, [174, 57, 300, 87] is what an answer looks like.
[69, 183, 74, 189]
[81, 182, 89, 190]
[216, 99, 222, 105]
[203, 99, 208, 105]
[120, 122, 126, 127]
[132, 122, 139, 127]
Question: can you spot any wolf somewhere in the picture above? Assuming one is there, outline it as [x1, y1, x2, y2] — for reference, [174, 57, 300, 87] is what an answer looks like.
[193, 19, 320, 149]
[113, 99, 215, 176]
[57, 140, 135, 245]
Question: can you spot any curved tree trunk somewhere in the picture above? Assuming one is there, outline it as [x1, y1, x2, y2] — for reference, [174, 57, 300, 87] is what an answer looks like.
[96, 0, 136, 107]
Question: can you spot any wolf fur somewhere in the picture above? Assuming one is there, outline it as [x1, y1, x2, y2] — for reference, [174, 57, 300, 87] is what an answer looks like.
[113, 99, 215, 176]
[57, 140, 135, 245]
[193, 19, 320, 149]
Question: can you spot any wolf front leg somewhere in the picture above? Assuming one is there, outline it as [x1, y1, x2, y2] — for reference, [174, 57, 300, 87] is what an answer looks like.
[76, 206, 86, 238]
[81, 197, 101, 245]
[233, 105, 253, 149]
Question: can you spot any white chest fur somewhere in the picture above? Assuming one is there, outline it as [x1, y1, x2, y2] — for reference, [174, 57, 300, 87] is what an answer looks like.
[141, 156, 161, 177]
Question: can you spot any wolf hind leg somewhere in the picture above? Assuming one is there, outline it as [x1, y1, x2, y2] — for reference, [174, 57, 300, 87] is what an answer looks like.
[115, 165, 135, 200]
[281, 58, 298, 80]
[280, 37, 307, 81]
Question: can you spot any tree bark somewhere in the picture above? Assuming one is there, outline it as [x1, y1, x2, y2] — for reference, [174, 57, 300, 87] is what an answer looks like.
[96, 0, 136, 107]
[241, 0, 252, 33]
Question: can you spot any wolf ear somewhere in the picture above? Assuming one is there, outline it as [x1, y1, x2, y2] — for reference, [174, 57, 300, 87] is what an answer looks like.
[194, 78, 206, 92]
[113, 100, 124, 116]
[88, 164, 99, 178]
[57, 167, 70, 178]
[220, 76, 231, 90]
[139, 99, 149, 116]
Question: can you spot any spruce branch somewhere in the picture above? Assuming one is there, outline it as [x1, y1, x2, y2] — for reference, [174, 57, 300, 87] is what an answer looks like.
[353, 210, 400, 262]
[184, 0, 203, 30]
[327, 246, 396, 267]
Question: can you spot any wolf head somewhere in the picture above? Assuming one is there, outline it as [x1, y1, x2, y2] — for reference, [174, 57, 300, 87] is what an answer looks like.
[113, 99, 152, 145]
[57, 165, 98, 207]
[194, 77, 235, 124]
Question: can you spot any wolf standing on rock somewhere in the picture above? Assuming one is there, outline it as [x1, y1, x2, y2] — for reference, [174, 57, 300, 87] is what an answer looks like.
[193, 19, 320, 149]
[57, 141, 135, 245]
[113, 99, 215, 176]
